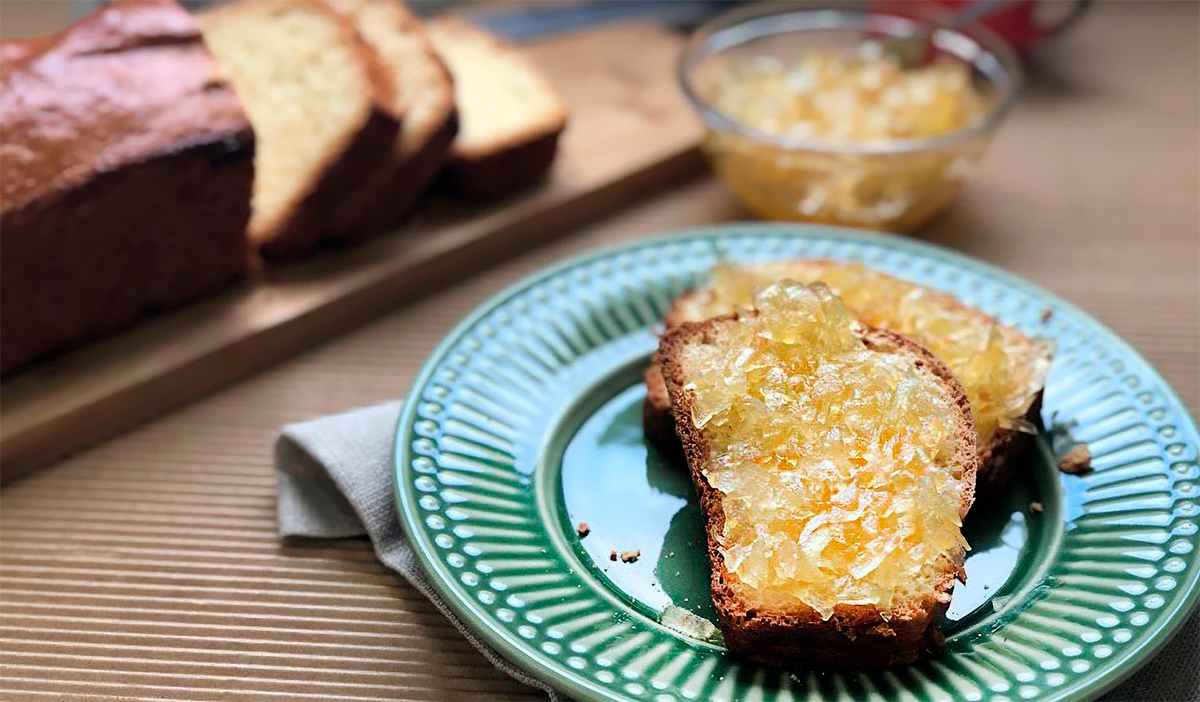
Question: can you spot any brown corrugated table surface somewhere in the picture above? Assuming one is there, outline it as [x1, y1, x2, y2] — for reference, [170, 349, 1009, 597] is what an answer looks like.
[2, 3, 1197, 700]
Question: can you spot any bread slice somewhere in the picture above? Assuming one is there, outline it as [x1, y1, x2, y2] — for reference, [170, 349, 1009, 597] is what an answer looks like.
[426, 18, 567, 199]
[656, 281, 978, 669]
[646, 260, 1051, 493]
[199, 0, 401, 258]
[322, 0, 458, 239]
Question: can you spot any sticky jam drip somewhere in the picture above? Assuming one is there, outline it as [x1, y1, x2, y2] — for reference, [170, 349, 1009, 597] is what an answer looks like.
[682, 282, 967, 619]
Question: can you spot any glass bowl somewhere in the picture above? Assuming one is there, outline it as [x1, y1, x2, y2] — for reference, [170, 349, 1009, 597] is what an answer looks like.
[679, 4, 1021, 232]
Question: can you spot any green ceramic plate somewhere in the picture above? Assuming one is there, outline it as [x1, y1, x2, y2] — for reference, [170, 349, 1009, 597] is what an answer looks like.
[395, 225, 1199, 702]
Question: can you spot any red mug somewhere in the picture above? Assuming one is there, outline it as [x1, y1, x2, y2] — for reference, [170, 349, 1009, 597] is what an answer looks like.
[873, 0, 1093, 50]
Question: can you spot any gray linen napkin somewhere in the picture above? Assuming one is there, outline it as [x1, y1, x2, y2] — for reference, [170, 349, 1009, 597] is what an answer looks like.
[276, 403, 1198, 702]
[275, 401, 561, 701]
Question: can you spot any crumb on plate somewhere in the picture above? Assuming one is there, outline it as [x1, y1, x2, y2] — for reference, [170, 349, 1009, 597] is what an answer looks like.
[576, 522, 590, 538]
[620, 550, 641, 563]
[1058, 444, 1092, 475]
[1030, 501, 1044, 513]
[609, 550, 617, 561]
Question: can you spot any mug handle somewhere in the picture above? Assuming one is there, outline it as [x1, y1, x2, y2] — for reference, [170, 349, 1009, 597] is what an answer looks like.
[1037, 0, 1094, 38]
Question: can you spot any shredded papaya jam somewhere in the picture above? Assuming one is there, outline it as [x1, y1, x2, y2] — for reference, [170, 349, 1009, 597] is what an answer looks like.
[678, 262, 1053, 451]
[700, 45, 990, 229]
[682, 282, 967, 618]
[712, 47, 986, 145]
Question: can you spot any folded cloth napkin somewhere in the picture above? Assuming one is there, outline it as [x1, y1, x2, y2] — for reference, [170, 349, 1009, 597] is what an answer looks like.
[276, 403, 1198, 702]
[275, 401, 561, 701]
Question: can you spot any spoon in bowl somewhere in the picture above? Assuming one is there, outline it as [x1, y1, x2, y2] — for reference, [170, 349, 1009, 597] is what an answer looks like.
[882, 0, 1012, 68]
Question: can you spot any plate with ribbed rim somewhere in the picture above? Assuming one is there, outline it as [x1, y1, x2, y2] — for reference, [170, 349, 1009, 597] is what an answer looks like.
[395, 224, 1199, 702]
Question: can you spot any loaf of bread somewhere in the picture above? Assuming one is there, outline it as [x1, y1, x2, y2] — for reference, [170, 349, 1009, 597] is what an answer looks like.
[427, 18, 567, 199]
[656, 281, 978, 669]
[0, 0, 254, 375]
[323, 0, 458, 239]
[199, 0, 401, 258]
[646, 260, 1052, 492]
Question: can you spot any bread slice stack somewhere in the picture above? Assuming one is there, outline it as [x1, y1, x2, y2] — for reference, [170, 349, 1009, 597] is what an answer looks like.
[322, 0, 458, 239]
[428, 17, 568, 199]
[646, 260, 1053, 492]
[200, 0, 566, 257]
[656, 281, 979, 669]
[199, 0, 400, 259]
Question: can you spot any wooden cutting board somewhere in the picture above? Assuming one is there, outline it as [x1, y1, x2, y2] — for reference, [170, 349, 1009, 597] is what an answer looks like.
[0, 21, 705, 482]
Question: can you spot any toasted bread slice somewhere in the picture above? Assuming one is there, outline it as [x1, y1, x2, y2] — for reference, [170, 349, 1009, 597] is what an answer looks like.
[200, 0, 400, 258]
[426, 18, 566, 199]
[646, 260, 1051, 492]
[656, 282, 978, 669]
[322, 0, 458, 239]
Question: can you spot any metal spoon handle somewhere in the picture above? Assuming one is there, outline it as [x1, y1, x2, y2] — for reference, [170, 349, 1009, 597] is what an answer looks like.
[949, 0, 1014, 28]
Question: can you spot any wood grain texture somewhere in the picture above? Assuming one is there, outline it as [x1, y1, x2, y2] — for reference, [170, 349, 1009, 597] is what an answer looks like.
[0, 20, 704, 483]
[1, 2, 1197, 701]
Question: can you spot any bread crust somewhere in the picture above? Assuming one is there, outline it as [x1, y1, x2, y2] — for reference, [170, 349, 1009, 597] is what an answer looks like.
[329, 109, 458, 239]
[642, 364, 682, 460]
[438, 128, 562, 200]
[428, 18, 566, 200]
[656, 315, 978, 669]
[976, 388, 1043, 496]
[323, 0, 459, 240]
[377, 107, 459, 222]
[645, 261, 1048, 489]
[0, 0, 253, 374]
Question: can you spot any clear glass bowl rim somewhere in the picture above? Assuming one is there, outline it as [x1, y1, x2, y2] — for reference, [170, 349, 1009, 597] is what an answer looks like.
[678, 4, 1024, 156]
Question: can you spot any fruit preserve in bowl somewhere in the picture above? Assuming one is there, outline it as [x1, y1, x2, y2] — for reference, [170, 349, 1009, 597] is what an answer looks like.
[679, 4, 1021, 231]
